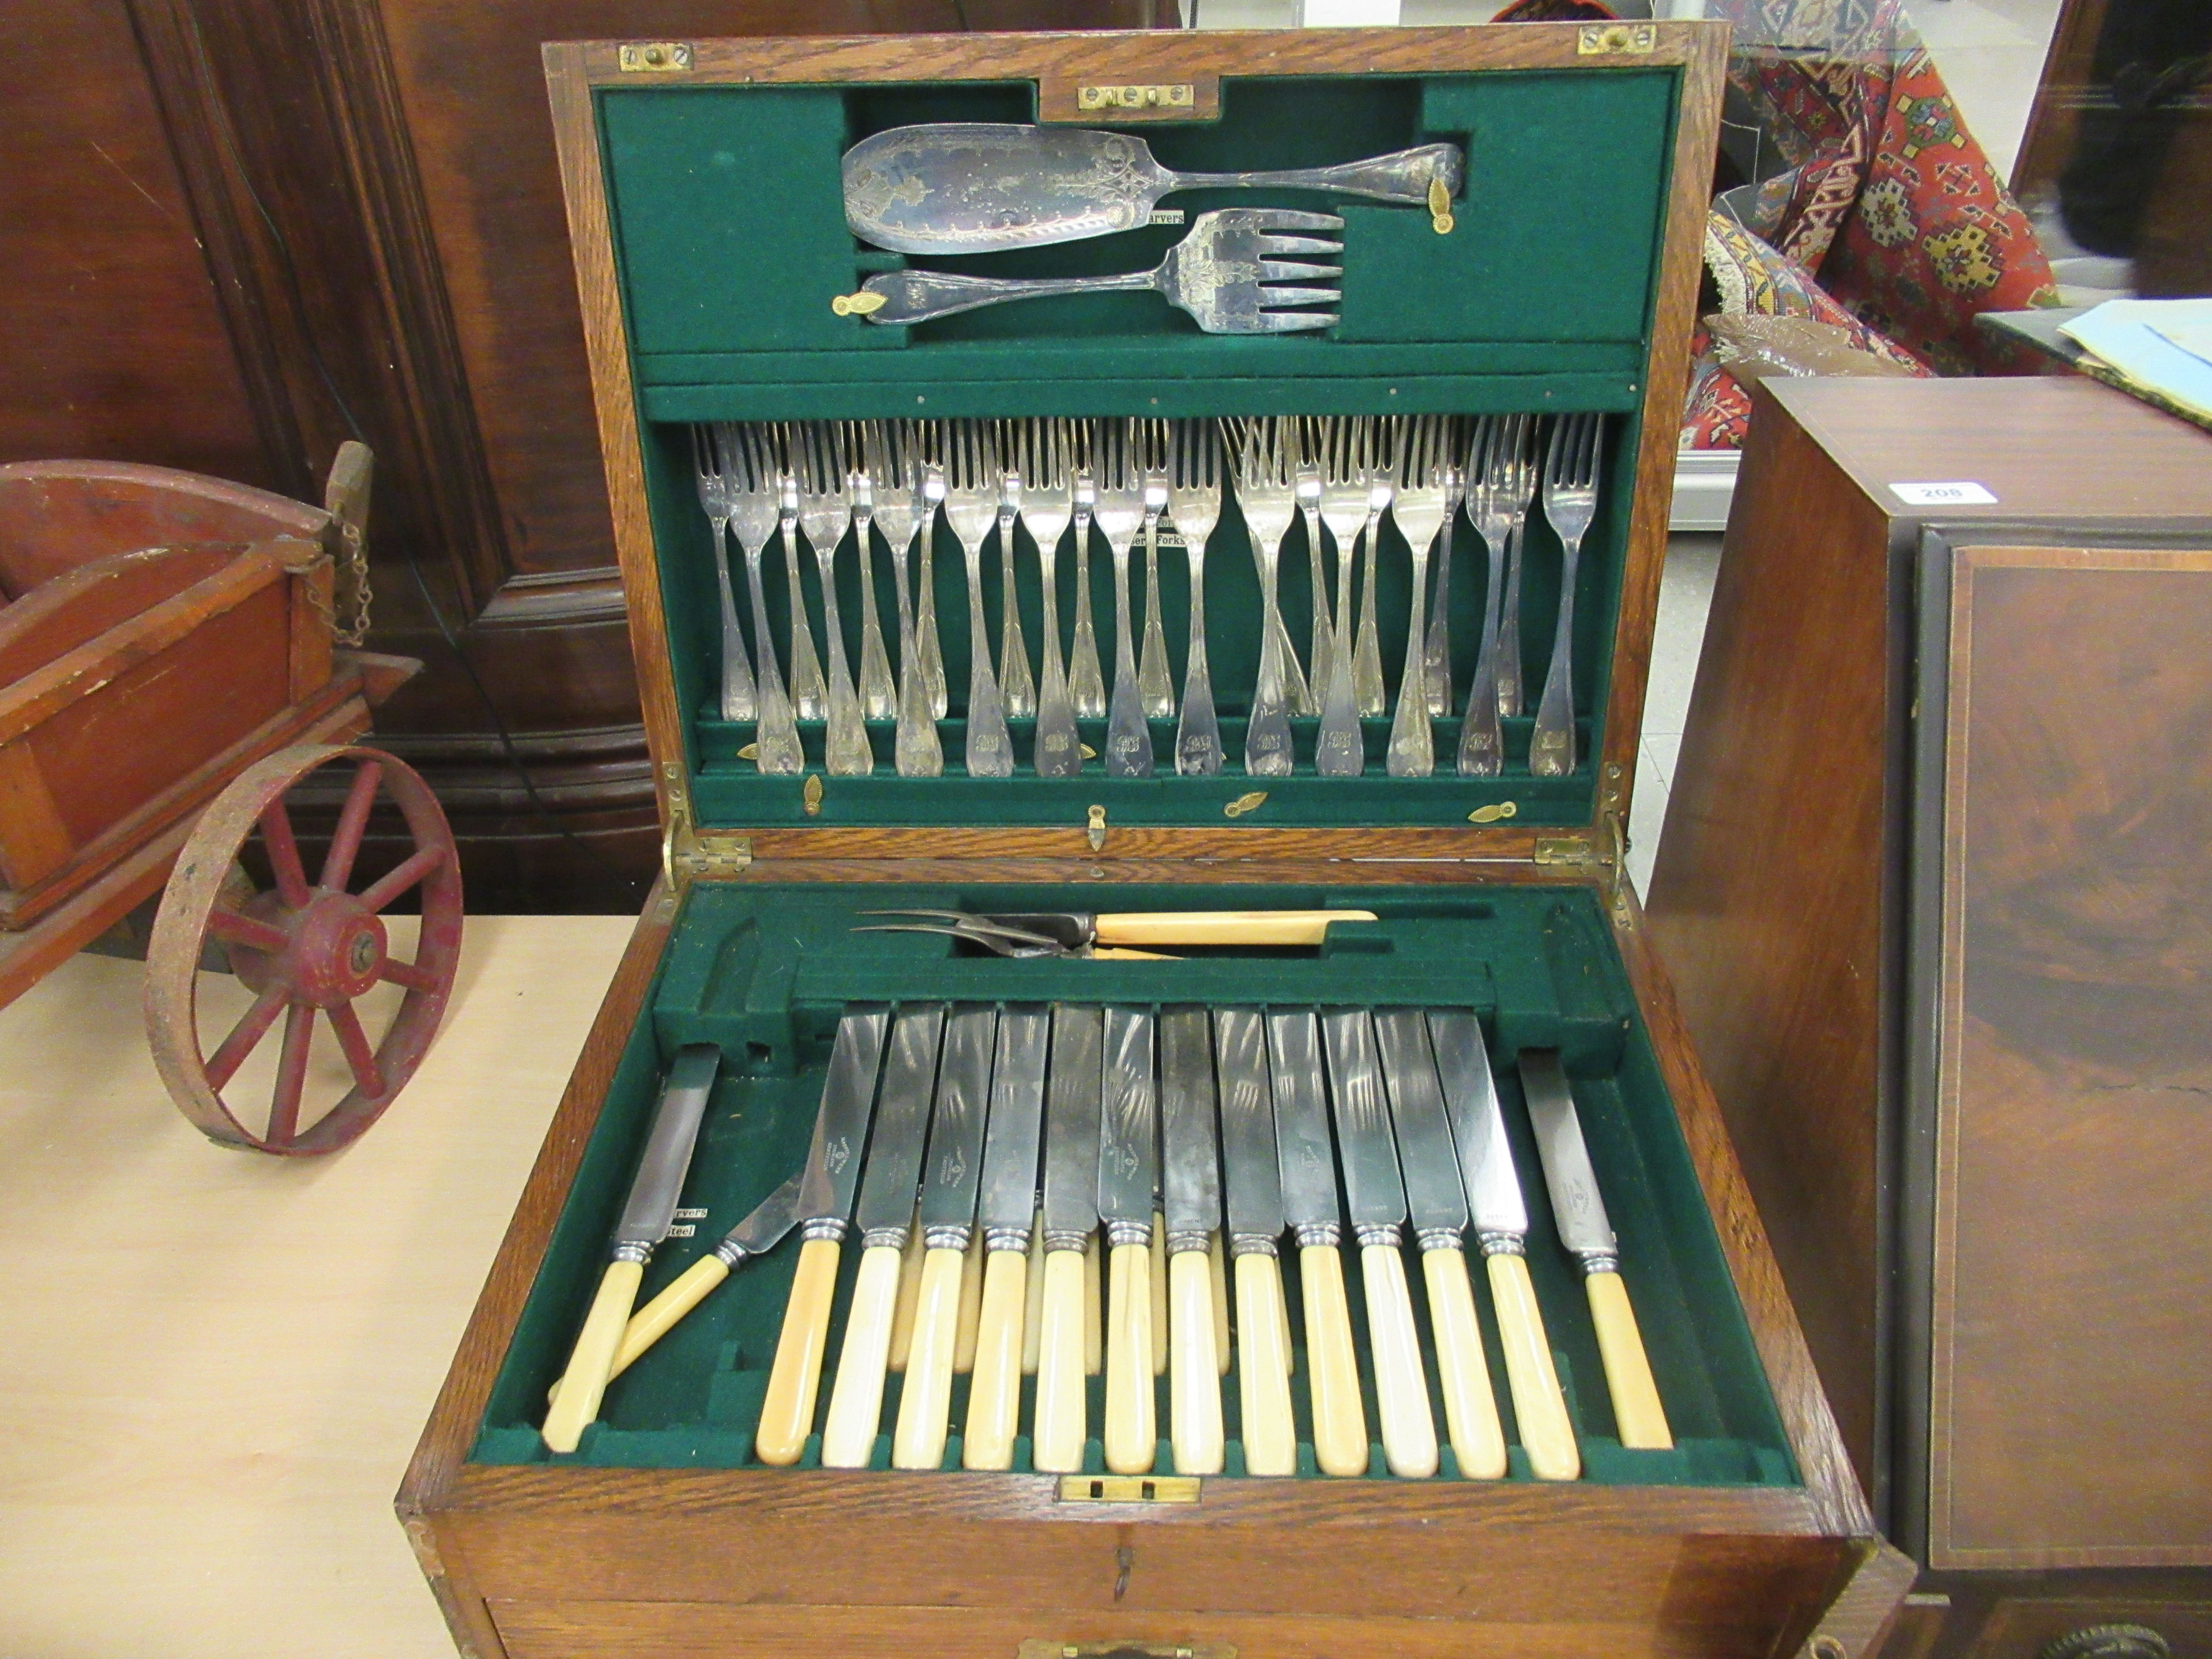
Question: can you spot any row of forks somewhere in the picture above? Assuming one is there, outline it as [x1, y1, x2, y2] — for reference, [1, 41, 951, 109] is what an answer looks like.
[692, 412, 1602, 779]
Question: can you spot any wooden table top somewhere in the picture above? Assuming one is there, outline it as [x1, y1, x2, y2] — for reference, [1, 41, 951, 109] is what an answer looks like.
[0, 913, 637, 1658]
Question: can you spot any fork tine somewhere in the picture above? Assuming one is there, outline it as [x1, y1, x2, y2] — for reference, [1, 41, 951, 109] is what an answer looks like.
[1257, 235, 1344, 257]
[1257, 310, 1337, 333]
[1258, 260, 1339, 283]
[1248, 210, 1346, 232]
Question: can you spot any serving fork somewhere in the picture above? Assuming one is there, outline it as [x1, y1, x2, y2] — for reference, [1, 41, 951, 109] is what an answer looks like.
[793, 422, 872, 776]
[865, 420, 943, 777]
[1530, 413, 1602, 778]
[727, 424, 803, 774]
[850, 208, 1345, 334]
[939, 420, 1013, 776]
[692, 426, 757, 722]
[1385, 415, 1453, 777]
[1020, 419, 1083, 776]
[1457, 414, 1535, 777]
[994, 422, 1037, 720]
[1168, 420, 1224, 776]
[1092, 419, 1153, 777]
[1313, 416, 1375, 776]
[1138, 428, 1175, 720]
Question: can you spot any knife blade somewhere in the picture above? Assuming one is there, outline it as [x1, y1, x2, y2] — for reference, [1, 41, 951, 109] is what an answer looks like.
[1160, 1007, 1224, 1474]
[1518, 1049, 1672, 1451]
[818, 1003, 947, 1468]
[1372, 1009, 1505, 1480]
[893, 1005, 998, 1470]
[964, 1005, 1049, 1470]
[1099, 1006, 1160, 1474]
[542, 1043, 721, 1453]
[1428, 1012, 1578, 1480]
[1266, 1009, 1367, 1477]
[1212, 1007, 1296, 1476]
[1033, 1003, 1104, 1474]
[1321, 1008, 1436, 1479]
[600, 1007, 890, 1406]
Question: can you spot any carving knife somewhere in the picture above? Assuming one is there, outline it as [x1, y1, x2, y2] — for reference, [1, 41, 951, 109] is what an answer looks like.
[1372, 1009, 1507, 1479]
[818, 1003, 946, 1468]
[1160, 1007, 1224, 1473]
[574, 1005, 892, 1406]
[906, 909, 1378, 948]
[1033, 1003, 1104, 1473]
[1213, 1008, 1296, 1476]
[1320, 1008, 1438, 1479]
[962, 1005, 1049, 1469]
[892, 1005, 998, 1470]
[1429, 1013, 1579, 1479]
[542, 1043, 721, 1453]
[1098, 1006, 1160, 1474]
[1518, 1049, 1672, 1450]
[1269, 1009, 1368, 1477]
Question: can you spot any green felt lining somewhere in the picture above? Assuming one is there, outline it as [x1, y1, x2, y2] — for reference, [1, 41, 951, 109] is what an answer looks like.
[473, 883, 1797, 1487]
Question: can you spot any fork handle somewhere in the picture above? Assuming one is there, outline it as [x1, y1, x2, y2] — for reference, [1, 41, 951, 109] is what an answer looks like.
[860, 268, 1154, 326]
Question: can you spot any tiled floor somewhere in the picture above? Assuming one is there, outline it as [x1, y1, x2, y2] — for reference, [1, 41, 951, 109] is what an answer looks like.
[1627, 532, 1722, 895]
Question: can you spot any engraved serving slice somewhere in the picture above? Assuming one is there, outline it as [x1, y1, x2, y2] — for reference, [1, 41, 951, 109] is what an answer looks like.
[844, 123, 1463, 255]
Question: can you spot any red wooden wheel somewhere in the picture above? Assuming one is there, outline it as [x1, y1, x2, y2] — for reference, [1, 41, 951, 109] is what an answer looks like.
[144, 744, 464, 1155]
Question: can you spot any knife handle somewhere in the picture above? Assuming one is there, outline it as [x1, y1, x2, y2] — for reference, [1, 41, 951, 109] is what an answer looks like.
[1587, 1268, 1672, 1449]
[1300, 1243, 1369, 1477]
[954, 1235, 987, 1373]
[1421, 1245, 1506, 1479]
[1209, 1232, 1232, 1376]
[1022, 1209, 1047, 1375]
[1093, 910, 1378, 947]
[888, 1215, 927, 1372]
[963, 1246, 1028, 1470]
[754, 1236, 842, 1466]
[1084, 1229, 1104, 1376]
[1485, 1248, 1580, 1480]
[541, 1258, 644, 1453]
[891, 1246, 965, 1469]
[1033, 1246, 1091, 1473]
[1234, 1252, 1297, 1477]
[1168, 1248, 1224, 1474]
[544, 1252, 729, 1409]
[1150, 1212, 1171, 1378]
[1104, 1240, 1157, 1474]
[1362, 1242, 1439, 1479]
[819, 1242, 902, 1468]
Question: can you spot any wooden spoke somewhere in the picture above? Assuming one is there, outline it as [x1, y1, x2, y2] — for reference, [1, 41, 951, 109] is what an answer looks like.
[206, 908, 291, 955]
[268, 1000, 316, 1148]
[319, 759, 385, 893]
[258, 800, 313, 909]
[358, 844, 447, 915]
[378, 957, 439, 992]
[204, 983, 289, 1092]
[326, 1000, 387, 1100]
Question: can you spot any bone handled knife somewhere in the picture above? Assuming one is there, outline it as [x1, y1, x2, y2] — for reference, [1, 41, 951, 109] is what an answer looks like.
[1159, 1007, 1225, 1474]
[1371, 1009, 1507, 1480]
[590, 1006, 890, 1402]
[1518, 1049, 1672, 1450]
[971, 909, 1378, 949]
[1213, 1007, 1297, 1477]
[1099, 1006, 1161, 1475]
[1321, 1008, 1438, 1479]
[542, 1043, 722, 1453]
[1033, 1003, 1104, 1474]
[962, 1006, 1049, 1470]
[1429, 1013, 1579, 1479]
[817, 1005, 947, 1468]
[891, 1005, 998, 1470]
[1269, 1009, 1369, 1477]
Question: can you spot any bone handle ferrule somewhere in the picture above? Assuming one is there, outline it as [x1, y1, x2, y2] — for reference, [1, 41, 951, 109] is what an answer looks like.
[1104, 1239, 1157, 1474]
[1033, 1246, 1091, 1473]
[1417, 1236, 1507, 1479]
[1168, 1244, 1224, 1474]
[1359, 1233, 1438, 1478]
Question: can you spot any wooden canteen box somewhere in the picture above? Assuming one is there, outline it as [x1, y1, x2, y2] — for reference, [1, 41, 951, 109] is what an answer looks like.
[400, 26, 1903, 1659]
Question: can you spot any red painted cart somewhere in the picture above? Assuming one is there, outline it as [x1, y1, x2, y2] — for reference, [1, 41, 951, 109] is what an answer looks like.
[0, 445, 462, 1154]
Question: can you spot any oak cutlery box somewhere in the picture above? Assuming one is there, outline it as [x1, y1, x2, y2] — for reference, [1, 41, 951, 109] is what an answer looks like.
[401, 25, 1899, 1659]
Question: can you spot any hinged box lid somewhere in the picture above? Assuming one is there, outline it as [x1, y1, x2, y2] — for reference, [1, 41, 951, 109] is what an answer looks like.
[544, 24, 1725, 881]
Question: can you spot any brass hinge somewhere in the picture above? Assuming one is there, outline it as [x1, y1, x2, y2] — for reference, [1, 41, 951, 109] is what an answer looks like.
[1578, 21, 1657, 55]
[1533, 809, 1631, 926]
[661, 766, 751, 890]
[618, 41, 692, 72]
[1018, 1643, 1233, 1659]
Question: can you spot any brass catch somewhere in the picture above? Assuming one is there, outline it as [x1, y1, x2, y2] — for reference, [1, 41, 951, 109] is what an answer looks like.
[1578, 22, 1657, 54]
[803, 774, 825, 815]
[1056, 1474, 1201, 1504]
[1468, 800, 1518, 823]
[1016, 1642, 1233, 1659]
[1078, 83, 1195, 111]
[1086, 804, 1108, 852]
[617, 41, 693, 72]
[832, 289, 887, 317]
[1428, 176, 1455, 235]
[1222, 791, 1267, 819]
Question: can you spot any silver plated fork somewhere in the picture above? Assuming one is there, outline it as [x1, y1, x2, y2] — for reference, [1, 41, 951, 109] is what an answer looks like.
[1067, 446, 1107, 721]
[693, 426, 756, 722]
[729, 424, 803, 775]
[1138, 425, 1175, 720]
[1093, 419, 1153, 778]
[994, 422, 1036, 720]
[1352, 417, 1400, 717]
[1530, 413, 1602, 778]
[1457, 413, 1534, 777]
[1168, 420, 1224, 776]
[1295, 431, 1331, 718]
[1385, 416, 1451, 778]
[1421, 456, 1466, 717]
[1314, 416, 1372, 777]
[846, 434, 896, 724]
[865, 420, 942, 777]
[795, 422, 871, 776]
[1228, 417, 1302, 777]
[772, 436, 829, 724]
[941, 420, 1012, 777]
[1019, 419, 1082, 777]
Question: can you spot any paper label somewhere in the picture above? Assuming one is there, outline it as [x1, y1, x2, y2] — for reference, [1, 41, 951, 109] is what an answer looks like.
[1890, 480, 1997, 507]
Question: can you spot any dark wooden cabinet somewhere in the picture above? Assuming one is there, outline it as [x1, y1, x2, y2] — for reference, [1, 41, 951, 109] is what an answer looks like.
[1646, 377, 2212, 1659]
